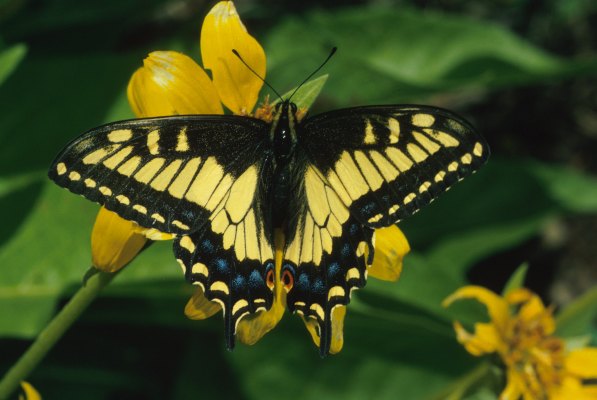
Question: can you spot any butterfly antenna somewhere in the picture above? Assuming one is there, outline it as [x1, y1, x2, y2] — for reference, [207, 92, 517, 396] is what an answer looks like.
[288, 47, 337, 102]
[232, 49, 284, 103]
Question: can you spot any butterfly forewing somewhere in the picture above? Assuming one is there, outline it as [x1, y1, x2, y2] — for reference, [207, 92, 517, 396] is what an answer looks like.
[49, 116, 270, 234]
[49, 115, 277, 349]
[301, 105, 489, 228]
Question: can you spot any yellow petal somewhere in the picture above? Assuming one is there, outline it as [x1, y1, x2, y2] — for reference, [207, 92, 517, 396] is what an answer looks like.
[565, 348, 597, 379]
[549, 376, 591, 400]
[237, 230, 286, 345]
[453, 321, 503, 356]
[443, 286, 510, 333]
[302, 306, 346, 355]
[580, 384, 597, 400]
[499, 369, 525, 400]
[91, 207, 147, 273]
[185, 287, 221, 320]
[368, 225, 410, 281]
[19, 381, 41, 400]
[508, 288, 555, 335]
[127, 51, 223, 118]
[201, 1, 265, 114]
[236, 230, 286, 345]
[236, 296, 285, 345]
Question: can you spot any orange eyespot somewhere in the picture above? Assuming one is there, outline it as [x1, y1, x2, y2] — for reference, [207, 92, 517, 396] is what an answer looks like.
[266, 269, 275, 290]
[282, 270, 294, 291]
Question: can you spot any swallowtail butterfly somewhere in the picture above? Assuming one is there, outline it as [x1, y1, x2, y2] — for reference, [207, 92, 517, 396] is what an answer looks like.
[49, 76, 488, 355]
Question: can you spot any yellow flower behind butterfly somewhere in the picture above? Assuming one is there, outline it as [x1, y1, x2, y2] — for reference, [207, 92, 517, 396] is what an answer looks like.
[444, 286, 597, 400]
[90, 1, 410, 354]
[18, 382, 41, 400]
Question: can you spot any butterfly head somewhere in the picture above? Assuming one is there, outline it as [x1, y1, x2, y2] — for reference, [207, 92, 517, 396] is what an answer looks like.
[271, 100, 299, 161]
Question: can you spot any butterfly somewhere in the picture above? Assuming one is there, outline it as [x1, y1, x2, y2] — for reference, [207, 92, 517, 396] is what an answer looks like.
[49, 99, 489, 355]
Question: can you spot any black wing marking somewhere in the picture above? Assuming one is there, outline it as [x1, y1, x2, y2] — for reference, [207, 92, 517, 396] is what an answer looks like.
[301, 105, 489, 228]
[282, 162, 374, 356]
[49, 115, 270, 234]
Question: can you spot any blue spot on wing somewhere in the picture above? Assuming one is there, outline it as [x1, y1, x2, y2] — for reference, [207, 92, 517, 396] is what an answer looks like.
[248, 270, 263, 289]
[341, 243, 351, 258]
[349, 223, 359, 236]
[327, 262, 340, 279]
[362, 202, 376, 214]
[214, 258, 229, 273]
[232, 275, 246, 291]
[201, 239, 215, 254]
[312, 278, 325, 295]
[297, 273, 310, 291]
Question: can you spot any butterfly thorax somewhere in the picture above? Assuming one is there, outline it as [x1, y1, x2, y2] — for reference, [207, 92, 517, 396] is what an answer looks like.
[271, 101, 298, 162]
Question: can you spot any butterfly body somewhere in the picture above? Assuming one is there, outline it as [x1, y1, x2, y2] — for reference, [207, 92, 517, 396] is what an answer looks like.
[49, 101, 489, 355]
[268, 101, 301, 230]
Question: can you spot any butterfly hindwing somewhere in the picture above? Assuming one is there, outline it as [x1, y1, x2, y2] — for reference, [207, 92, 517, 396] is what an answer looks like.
[301, 105, 489, 228]
[49, 115, 271, 235]
[173, 159, 275, 349]
[283, 161, 374, 355]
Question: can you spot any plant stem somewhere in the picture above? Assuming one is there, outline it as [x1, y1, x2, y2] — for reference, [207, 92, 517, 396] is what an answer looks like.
[443, 362, 491, 400]
[0, 270, 115, 399]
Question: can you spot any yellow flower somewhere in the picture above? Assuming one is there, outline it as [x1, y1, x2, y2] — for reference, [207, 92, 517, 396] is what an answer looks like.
[92, 0, 411, 354]
[444, 286, 597, 400]
[18, 381, 41, 400]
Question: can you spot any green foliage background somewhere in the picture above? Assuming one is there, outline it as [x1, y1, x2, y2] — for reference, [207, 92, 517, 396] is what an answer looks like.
[1, 0, 596, 399]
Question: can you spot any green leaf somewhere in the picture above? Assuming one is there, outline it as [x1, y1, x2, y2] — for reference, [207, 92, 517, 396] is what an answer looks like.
[265, 7, 597, 105]
[0, 43, 26, 85]
[0, 182, 180, 337]
[228, 313, 477, 400]
[0, 170, 45, 199]
[271, 74, 328, 110]
[400, 158, 559, 267]
[401, 158, 597, 275]
[527, 161, 597, 213]
[556, 287, 597, 338]
[501, 263, 529, 296]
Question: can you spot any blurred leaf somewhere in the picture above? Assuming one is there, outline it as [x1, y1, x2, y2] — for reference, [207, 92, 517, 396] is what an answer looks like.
[361, 253, 465, 317]
[0, 42, 26, 85]
[0, 170, 44, 199]
[0, 299, 479, 400]
[265, 7, 597, 105]
[556, 287, 597, 338]
[272, 74, 328, 110]
[552, 0, 597, 20]
[400, 159, 556, 252]
[0, 184, 179, 337]
[228, 313, 476, 400]
[462, 388, 498, 400]
[2, 0, 168, 40]
[0, 52, 142, 176]
[401, 158, 597, 262]
[527, 161, 597, 213]
[501, 263, 529, 296]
